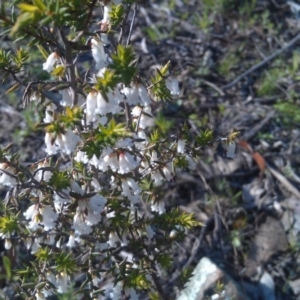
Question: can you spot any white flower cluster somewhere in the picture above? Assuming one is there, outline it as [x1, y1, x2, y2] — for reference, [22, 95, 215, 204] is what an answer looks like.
[0, 3, 200, 299]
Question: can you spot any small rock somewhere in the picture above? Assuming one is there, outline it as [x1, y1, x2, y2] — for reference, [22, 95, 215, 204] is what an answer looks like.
[259, 271, 276, 300]
[177, 257, 250, 300]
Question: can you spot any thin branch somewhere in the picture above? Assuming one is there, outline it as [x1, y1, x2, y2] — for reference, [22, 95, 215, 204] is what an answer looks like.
[58, 28, 78, 106]
[72, 0, 98, 43]
[126, 3, 137, 47]
[117, 2, 133, 44]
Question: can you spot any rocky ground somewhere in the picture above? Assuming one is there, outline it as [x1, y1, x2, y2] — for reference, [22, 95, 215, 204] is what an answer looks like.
[2, 0, 300, 299]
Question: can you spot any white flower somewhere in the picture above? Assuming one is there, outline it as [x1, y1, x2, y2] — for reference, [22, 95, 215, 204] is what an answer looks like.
[107, 232, 119, 248]
[226, 141, 236, 159]
[30, 92, 41, 103]
[97, 66, 107, 78]
[74, 151, 89, 164]
[43, 104, 56, 123]
[122, 83, 151, 106]
[107, 232, 128, 248]
[54, 190, 71, 213]
[177, 139, 186, 153]
[25, 237, 40, 254]
[115, 138, 134, 149]
[145, 225, 155, 240]
[56, 272, 70, 294]
[91, 38, 107, 70]
[59, 89, 72, 107]
[102, 151, 118, 172]
[66, 234, 76, 248]
[45, 132, 58, 155]
[76, 194, 106, 228]
[62, 129, 81, 154]
[137, 84, 151, 105]
[118, 151, 139, 174]
[184, 153, 197, 170]
[134, 130, 148, 150]
[46, 271, 57, 286]
[34, 161, 52, 182]
[91, 178, 102, 192]
[85, 91, 98, 124]
[39, 205, 58, 231]
[166, 77, 180, 95]
[169, 229, 177, 239]
[131, 106, 154, 128]
[151, 200, 165, 214]
[0, 164, 17, 187]
[35, 292, 46, 300]
[89, 194, 107, 213]
[122, 85, 139, 105]
[102, 4, 112, 24]
[40, 288, 52, 298]
[43, 52, 60, 72]
[24, 204, 58, 231]
[4, 239, 12, 250]
[73, 208, 93, 235]
[41, 234, 55, 245]
[163, 163, 173, 181]
[121, 179, 141, 205]
[24, 204, 39, 226]
[151, 170, 164, 186]
[96, 89, 122, 115]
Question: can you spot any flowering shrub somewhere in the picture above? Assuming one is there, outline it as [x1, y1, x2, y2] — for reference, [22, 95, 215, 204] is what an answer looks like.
[0, 0, 239, 299]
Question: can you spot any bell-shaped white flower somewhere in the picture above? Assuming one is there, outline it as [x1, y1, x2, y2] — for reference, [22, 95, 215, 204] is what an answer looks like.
[145, 225, 155, 240]
[45, 132, 58, 155]
[66, 234, 76, 248]
[39, 205, 58, 231]
[118, 151, 140, 174]
[131, 106, 154, 128]
[34, 161, 52, 182]
[151, 200, 165, 214]
[96, 89, 122, 115]
[43, 52, 60, 72]
[54, 129, 81, 154]
[85, 90, 98, 123]
[56, 272, 70, 294]
[0, 164, 17, 187]
[54, 189, 71, 213]
[177, 139, 186, 153]
[91, 38, 107, 70]
[43, 103, 56, 123]
[166, 77, 180, 95]
[134, 130, 148, 150]
[163, 163, 173, 181]
[59, 89, 72, 107]
[121, 178, 141, 205]
[73, 208, 93, 235]
[122, 83, 151, 106]
[4, 239, 12, 250]
[35, 292, 46, 300]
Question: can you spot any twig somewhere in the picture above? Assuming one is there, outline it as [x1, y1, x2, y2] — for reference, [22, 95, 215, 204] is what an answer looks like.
[201, 79, 225, 96]
[117, 2, 132, 44]
[222, 32, 300, 90]
[267, 161, 300, 198]
[242, 110, 275, 141]
[126, 3, 137, 46]
[72, 0, 97, 43]
[58, 28, 78, 106]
